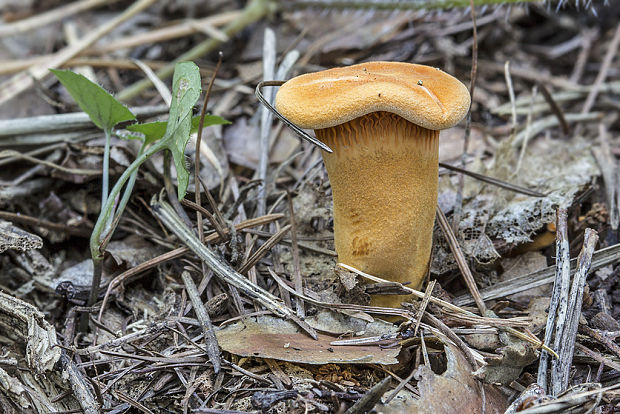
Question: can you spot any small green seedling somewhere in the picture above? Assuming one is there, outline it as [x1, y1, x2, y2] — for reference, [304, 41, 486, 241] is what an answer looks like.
[51, 62, 229, 325]
[50, 69, 136, 206]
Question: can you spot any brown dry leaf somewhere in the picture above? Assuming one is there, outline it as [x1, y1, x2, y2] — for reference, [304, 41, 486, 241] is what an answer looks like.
[216, 315, 400, 365]
[378, 343, 508, 414]
[478, 338, 538, 386]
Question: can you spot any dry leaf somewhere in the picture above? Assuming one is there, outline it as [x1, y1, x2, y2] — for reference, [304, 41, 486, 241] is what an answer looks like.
[378, 343, 508, 414]
[217, 315, 400, 365]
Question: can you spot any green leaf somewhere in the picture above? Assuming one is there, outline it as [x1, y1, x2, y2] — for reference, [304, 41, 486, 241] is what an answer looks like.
[165, 62, 202, 200]
[50, 69, 135, 130]
[125, 114, 230, 145]
[125, 121, 166, 143]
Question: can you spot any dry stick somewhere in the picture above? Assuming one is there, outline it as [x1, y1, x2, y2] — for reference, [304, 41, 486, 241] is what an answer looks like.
[454, 243, 620, 306]
[383, 363, 418, 405]
[337, 264, 527, 329]
[180, 271, 221, 374]
[0, 105, 168, 138]
[0, 0, 119, 38]
[256, 46, 301, 218]
[344, 376, 392, 414]
[0, 149, 100, 176]
[518, 383, 619, 414]
[59, 352, 100, 414]
[289, 0, 540, 9]
[413, 279, 436, 336]
[579, 324, 620, 361]
[538, 208, 569, 393]
[515, 85, 538, 174]
[436, 208, 554, 354]
[0, 57, 215, 77]
[593, 124, 619, 230]
[452, 0, 478, 232]
[96, 214, 283, 325]
[422, 311, 479, 370]
[237, 225, 292, 274]
[537, 82, 570, 136]
[116, 0, 270, 102]
[512, 112, 601, 148]
[257, 27, 277, 218]
[570, 28, 597, 84]
[438, 162, 546, 198]
[420, 331, 430, 367]
[551, 228, 598, 397]
[195, 53, 223, 244]
[581, 23, 620, 115]
[200, 176, 227, 231]
[0, 13, 237, 73]
[150, 198, 317, 339]
[91, 12, 239, 54]
[0, 210, 91, 238]
[181, 199, 227, 241]
[0, 0, 157, 106]
[575, 343, 620, 373]
[287, 192, 305, 318]
[436, 206, 487, 315]
[505, 61, 518, 134]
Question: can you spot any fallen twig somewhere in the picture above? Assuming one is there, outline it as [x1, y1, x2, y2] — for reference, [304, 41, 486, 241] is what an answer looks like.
[537, 208, 569, 393]
[436, 206, 487, 315]
[453, 243, 620, 306]
[150, 196, 317, 339]
[181, 271, 221, 374]
[552, 228, 598, 396]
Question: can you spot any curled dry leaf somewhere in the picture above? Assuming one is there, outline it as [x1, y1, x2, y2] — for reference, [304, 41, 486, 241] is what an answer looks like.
[377, 343, 508, 414]
[0, 291, 61, 373]
[477, 338, 539, 386]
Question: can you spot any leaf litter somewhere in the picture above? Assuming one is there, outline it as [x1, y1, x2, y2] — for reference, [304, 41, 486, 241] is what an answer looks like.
[0, 1, 619, 413]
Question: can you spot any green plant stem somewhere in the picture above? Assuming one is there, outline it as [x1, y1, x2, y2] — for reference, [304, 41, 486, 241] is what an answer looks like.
[114, 144, 145, 224]
[116, 0, 274, 102]
[86, 140, 166, 320]
[79, 257, 103, 332]
[100, 142, 146, 245]
[102, 127, 111, 206]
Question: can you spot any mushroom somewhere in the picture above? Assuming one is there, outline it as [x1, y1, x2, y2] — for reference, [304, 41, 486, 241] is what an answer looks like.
[275, 61, 470, 308]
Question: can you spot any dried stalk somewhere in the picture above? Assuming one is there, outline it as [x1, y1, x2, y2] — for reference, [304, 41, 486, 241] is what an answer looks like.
[344, 376, 391, 414]
[0, 106, 168, 139]
[551, 228, 598, 396]
[436, 206, 487, 315]
[537, 208, 569, 393]
[257, 27, 277, 218]
[454, 243, 620, 306]
[116, 0, 273, 102]
[150, 197, 317, 339]
[181, 271, 221, 374]
[0, 0, 119, 38]
[287, 192, 305, 318]
[0, 0, 158, 106]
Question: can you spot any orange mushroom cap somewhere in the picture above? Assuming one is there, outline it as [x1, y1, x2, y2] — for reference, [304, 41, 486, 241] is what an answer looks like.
[275, 61, 471, 131]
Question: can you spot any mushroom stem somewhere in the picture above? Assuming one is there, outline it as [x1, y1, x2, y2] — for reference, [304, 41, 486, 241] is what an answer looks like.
[315, 112, 439, 308]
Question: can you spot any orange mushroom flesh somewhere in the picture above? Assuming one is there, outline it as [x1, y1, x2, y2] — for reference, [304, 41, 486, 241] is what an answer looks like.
[275, 62, 470, 308]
